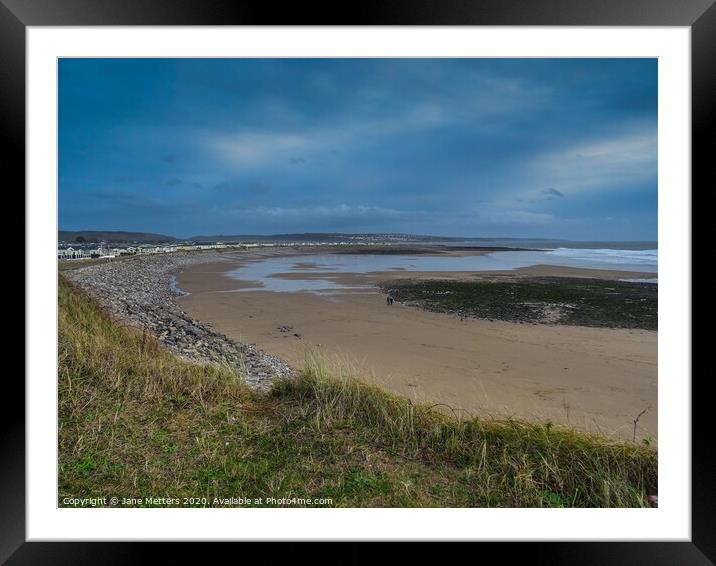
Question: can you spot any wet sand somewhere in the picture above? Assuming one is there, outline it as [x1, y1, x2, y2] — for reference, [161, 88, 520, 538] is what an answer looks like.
[177, 255, 657, 440]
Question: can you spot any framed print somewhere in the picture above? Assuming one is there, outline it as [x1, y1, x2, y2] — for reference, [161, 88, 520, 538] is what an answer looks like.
[8, 0, 707, 562]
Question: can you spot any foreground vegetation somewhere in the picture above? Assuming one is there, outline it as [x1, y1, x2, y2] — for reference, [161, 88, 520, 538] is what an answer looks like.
[59, 276, 657, 507]
[382, 277, 657, 330]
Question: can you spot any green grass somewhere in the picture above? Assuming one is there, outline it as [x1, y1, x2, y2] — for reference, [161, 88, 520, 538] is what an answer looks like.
[382, 277, 657, 330]
[58, 276, 657, 508]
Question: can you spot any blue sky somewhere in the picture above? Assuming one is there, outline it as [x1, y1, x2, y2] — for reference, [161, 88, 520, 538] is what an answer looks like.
[59, 58, 657, 240]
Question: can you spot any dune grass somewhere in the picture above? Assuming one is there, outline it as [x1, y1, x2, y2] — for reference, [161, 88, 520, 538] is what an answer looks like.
[58, 276, 657, 508]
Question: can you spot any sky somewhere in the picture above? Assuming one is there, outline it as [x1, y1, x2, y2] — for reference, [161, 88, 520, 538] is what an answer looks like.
[59, 58, 657, 240]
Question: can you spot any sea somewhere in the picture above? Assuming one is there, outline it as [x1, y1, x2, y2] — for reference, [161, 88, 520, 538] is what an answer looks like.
[224, 240, 658, 294]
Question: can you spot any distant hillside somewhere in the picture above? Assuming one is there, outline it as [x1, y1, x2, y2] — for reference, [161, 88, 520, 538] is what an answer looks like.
[59, 231, 177, 244]
[187, 233, 455, 243]
[59, 230, 570, 246]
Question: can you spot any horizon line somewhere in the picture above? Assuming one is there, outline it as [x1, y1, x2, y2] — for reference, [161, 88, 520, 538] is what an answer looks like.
[58, 229, 657, 243]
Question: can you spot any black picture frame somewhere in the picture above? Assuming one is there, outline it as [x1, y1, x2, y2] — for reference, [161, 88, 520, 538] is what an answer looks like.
[7, 1, 706, 562]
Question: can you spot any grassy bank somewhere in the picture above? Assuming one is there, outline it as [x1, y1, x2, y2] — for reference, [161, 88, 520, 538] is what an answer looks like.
[381, 277, 657, 330]
[59, 276, 657, 507]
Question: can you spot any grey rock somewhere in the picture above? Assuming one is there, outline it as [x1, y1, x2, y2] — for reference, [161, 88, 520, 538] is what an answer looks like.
[63, 252, 296, 392]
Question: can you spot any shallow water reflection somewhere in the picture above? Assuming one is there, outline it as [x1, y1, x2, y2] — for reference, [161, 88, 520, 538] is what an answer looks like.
[224, 250, 658, 294]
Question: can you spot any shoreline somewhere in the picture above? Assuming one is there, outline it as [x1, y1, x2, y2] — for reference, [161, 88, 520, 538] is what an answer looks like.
[61, 250, 296, 390]
[58, 273, 657, 508]
[62, 246, 658, 440]
[176, 250, 657, 440]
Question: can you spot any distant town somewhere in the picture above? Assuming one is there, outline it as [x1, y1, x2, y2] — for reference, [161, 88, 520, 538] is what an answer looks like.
[57, 239, 387, 260]
[57, 231, 583, 261]
[58, 231, 507, 260]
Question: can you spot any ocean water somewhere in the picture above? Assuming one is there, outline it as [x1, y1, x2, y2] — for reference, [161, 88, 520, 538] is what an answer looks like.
[225, 246, 658, 294]
[429, 239, 657, 251]
[545, 247, 657, 265]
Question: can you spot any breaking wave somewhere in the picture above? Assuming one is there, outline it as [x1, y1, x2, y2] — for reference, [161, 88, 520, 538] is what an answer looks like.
[545, 248, 657, 266]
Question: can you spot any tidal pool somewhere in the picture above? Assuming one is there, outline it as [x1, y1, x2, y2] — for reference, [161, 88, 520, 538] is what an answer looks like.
[224, 249, 658, 294]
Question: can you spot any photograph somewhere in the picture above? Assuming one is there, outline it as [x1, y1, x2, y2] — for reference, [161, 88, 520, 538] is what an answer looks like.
[57, 57, 659, 509]
[7, 1, 705, 555]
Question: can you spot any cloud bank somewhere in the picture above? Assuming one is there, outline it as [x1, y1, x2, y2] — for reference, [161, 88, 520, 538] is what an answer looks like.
[59, 58, 657, 240]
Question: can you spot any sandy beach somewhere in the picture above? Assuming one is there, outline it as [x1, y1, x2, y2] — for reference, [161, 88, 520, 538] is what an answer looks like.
[177, 254, 657, 440]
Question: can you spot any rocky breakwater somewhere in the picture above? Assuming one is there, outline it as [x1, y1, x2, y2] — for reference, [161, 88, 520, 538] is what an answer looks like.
[62, 253, 295, 390]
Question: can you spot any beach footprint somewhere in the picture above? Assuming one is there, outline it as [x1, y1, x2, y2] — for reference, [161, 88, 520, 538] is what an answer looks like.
[496, 362, 511, 375]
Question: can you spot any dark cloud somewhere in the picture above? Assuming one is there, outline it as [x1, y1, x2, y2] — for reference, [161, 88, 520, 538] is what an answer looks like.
[213, 181, 242, 192]
[213, 181, 271, 195]
[248, 182, 271, 194]
[59, 59, 656, 239]
[78, 189, 188, 215]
